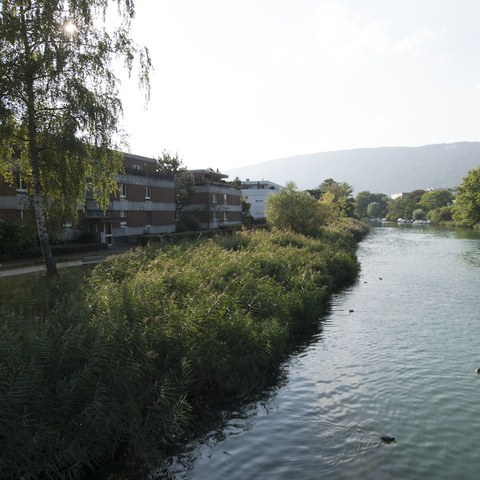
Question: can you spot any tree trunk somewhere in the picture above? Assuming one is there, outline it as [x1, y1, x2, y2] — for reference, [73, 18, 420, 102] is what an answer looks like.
[25, 80, 57, 277]
[21, 1, 57, 277]
[31, 154, 58, 278]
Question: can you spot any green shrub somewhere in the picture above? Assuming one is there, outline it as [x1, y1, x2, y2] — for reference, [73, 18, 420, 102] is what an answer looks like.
[427, 206, 453, 224]
[76, 230, 98, 244]
[176, 214, 201, 233]
[0, 219, 36, 254]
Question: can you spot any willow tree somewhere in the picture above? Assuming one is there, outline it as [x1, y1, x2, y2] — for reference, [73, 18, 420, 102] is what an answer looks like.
[0, 0, 151, 276]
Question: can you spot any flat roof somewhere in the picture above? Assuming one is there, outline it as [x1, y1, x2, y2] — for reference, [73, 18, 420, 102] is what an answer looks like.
[123, 152, 157, 164]
[189, 169, 228, 179]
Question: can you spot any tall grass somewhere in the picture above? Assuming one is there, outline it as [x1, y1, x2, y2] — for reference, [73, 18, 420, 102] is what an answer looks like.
[0, 224, 365, 479]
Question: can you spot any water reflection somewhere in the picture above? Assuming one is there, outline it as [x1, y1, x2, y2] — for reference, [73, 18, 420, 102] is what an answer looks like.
[459, 250, 480, 267]
[154, 390, 281, 479]
[453, 227, 480, 240]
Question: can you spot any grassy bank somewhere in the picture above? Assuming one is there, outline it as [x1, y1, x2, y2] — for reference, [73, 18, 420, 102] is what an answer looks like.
[0, 224, 367, 479]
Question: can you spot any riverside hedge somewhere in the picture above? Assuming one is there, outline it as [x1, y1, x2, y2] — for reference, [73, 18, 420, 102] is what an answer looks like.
[0, 224, 366, 479]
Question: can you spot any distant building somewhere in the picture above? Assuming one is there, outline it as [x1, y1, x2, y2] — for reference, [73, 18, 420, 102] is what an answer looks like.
[391, 187, 456, 200]
[426, 187, 457, 197]
[181, 169, 242, 229]
[241, 179, 284, 219]
[390, 192, 410, 200]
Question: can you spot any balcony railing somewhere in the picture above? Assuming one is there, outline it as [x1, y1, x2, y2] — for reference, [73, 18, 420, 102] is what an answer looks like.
[122, 168, 173, 181]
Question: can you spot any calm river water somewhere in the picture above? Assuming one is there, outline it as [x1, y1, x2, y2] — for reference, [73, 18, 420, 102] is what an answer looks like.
[157, 225, 480, 480]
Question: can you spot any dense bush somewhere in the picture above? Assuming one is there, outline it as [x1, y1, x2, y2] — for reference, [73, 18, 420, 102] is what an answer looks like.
[427, 206, 453, 224]
[76, 230, 98, 244]
[0, 227, 362, 479]
[0, 219, 36, 254]
[176, 213, 201, 233]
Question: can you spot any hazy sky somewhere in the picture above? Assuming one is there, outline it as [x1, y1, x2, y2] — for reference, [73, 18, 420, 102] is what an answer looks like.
[119, 0, 480, 171]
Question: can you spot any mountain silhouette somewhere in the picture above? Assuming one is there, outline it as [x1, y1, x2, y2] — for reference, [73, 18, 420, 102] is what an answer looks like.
[226, 142, 480, 194]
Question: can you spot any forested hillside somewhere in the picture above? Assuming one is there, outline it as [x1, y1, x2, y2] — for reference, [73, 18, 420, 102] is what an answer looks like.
[227, 142, 480, 194]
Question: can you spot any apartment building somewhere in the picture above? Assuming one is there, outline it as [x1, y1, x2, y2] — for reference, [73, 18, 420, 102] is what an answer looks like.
[80, 153, 176, 244]
[0, 172, 29, 222]
[241, 179, 284, 219]
[181, 169, 242, 229]
[0, 153, 176, 245]
[0, 156, 248, 245]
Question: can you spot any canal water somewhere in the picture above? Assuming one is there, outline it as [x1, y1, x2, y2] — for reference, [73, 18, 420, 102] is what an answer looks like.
[156, 226, 480, 480]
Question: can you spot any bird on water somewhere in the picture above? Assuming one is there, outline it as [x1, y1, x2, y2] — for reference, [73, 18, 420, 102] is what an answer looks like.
[380, 435, 396, 444]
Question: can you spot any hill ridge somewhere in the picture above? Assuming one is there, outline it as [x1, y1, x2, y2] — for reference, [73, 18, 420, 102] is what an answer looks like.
[226, 142, 480, 194]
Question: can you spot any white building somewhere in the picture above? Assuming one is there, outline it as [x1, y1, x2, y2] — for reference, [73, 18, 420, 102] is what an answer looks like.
[241, 179, 284, 219]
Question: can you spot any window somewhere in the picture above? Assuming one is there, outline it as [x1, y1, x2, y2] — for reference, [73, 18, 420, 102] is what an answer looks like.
[145, 185, 151, 199]
[212, 193, 217, 204]
[119, 183, 127, 198]
[223, 193, 228, 204]
[132, 163, 144, 171]
[120, 210, 127, 227]
[16, 174, 27, 194]
[145, 211, 152, 226]
[223, 211, 228, 221]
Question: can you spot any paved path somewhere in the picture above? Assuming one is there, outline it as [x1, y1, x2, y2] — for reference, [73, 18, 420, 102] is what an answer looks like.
[0, 259, 102, 278]
[0, 246, 132, 278]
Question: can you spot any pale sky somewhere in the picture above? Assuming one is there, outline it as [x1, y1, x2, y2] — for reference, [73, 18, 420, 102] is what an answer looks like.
[119, 0, 480, 171]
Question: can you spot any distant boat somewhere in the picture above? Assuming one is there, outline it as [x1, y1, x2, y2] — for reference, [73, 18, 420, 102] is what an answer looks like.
[413, 220, 430, 225]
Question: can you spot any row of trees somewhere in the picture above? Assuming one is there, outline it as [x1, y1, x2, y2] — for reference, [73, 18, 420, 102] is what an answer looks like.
[360, 172, 480, 228]
[264, 166, 480, 234]
[383, 189, 454, 222]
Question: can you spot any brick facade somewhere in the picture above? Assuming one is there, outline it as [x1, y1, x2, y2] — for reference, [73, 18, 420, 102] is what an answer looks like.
[0, 152, 176, 245]
[1, 157, 243, 244]
[180, 169, 242, 230]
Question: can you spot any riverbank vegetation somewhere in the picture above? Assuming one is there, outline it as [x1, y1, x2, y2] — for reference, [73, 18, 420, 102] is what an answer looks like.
[0, 214, 367, 478]
[354, 188, 456, 224]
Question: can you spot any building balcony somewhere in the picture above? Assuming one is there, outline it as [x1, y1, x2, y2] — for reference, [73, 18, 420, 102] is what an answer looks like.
[123, 167, 173, 181]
